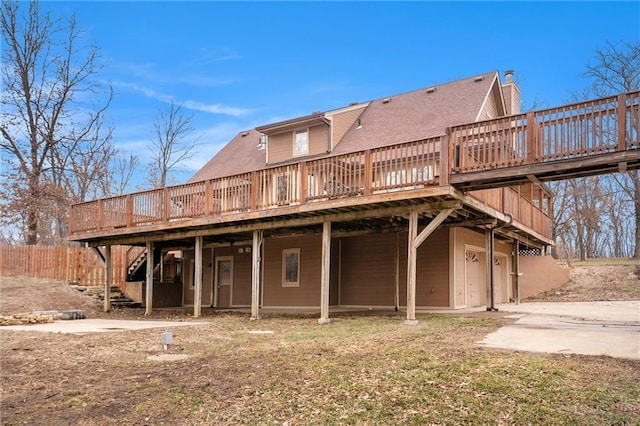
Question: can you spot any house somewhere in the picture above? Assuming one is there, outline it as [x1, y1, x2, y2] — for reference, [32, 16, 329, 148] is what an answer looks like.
[68, 71, 640, 323]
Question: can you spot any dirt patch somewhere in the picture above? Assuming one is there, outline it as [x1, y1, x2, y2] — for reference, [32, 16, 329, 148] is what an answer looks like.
[525, 263, 639, 302]
[0, 277, 103, 316]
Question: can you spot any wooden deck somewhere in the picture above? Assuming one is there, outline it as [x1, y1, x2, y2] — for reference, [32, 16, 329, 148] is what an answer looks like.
[68, 91, 638, 246]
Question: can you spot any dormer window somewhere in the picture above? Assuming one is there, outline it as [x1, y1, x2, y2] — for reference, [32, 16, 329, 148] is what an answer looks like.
[257, 134, 267, 150]
[294, 129, 309, 156]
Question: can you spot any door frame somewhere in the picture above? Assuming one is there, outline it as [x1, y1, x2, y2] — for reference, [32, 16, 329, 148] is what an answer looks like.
[214, 256, 234, 307]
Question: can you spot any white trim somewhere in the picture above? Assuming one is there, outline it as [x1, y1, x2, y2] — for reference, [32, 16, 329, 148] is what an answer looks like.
[293, 128, 309, 157]
[474, 72, 502, 122]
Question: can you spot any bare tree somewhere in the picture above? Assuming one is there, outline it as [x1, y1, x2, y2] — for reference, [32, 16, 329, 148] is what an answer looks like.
[0, 0, 113, 244]
[147, 101, 200, 188]
[584, 40, 640, 258]
[107, 149, 140, 196]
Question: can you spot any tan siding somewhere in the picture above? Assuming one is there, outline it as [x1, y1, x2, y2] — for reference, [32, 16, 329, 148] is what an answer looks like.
[263, 235, 322, 306]
[309, 124, 329, 155]
[331, 107, 365, 148]
[340, 233, 397, 306]
[479, 94, 499, 120]
[214, 246, 252, 306]
[267, 124, 329, 164]
[267, 132, 291, 164]
[519, 256, 569, 299]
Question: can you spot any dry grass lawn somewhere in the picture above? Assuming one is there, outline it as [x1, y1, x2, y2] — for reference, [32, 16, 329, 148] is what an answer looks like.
[1, 263, 639, 425]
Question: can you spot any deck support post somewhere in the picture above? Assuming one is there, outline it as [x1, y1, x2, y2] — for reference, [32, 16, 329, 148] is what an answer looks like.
[318, 221, 331, 325]
[145, 240, 154, 315]
[406, 208, 456, 325]
[251, 230, 263, 320]
[406, 210, 419, 325]
[513, 241, 520, 305]
[103, 245, 112, 313]
[485, 228, 496, 311]
[194, 236, 203, 318]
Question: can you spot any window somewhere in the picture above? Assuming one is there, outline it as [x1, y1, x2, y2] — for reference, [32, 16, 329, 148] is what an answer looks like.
[282, 248, 300, 287]
[294, 129, 309, 156]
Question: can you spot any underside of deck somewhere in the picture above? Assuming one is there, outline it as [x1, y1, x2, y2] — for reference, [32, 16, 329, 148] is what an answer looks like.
[451, 149, 640, 191]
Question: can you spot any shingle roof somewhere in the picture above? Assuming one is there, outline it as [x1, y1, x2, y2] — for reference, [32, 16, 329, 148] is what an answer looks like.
[332, 71, 499, 154]
[189, 71, 500, 182]
[188, 129, 266, 182]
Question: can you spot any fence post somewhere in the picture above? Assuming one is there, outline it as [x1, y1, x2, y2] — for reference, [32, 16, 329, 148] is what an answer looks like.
[617, 93, 627, 151]
[250, 172, 258, 210]
[439, 134, 450, 186]
[300, 162, 308, 203]
[526, 112, 537, 162]
[364, 150, 372, 195]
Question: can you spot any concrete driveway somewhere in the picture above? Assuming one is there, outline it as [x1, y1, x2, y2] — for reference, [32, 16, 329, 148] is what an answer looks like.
[478, 301, 640, 360]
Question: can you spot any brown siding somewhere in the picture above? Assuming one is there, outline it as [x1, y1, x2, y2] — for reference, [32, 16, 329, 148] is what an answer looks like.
[182, 248, 214, 306]
[396, 228, 451, 308]
[416, 228, 450, 307]
[340, 233, 397, 306]
[267, 124, 329, 164]
[330, 239, 340, 306]
[331, 107, 365, 148]
[214, 246, 252, 306]
[263, 235, 322, 307]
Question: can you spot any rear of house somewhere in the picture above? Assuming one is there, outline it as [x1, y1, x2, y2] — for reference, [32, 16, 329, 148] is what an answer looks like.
[73, 69, 617, 321]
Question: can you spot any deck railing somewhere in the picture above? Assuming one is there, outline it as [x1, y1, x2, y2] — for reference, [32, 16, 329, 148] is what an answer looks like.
[70, 137, 443, 234]
[451, 91, 639, 172]
[70, 92, 637, 240]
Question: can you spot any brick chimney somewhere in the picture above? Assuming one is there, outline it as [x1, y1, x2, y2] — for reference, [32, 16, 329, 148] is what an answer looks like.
[501, 70, 521, 115]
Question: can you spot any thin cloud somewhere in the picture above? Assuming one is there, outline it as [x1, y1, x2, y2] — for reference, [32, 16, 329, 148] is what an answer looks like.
[182, 100, 252, 117]
[112, 80, 252, 117]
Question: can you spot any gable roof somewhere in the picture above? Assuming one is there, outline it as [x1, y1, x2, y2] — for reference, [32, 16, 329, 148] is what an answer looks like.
[188, 129, 266, 182]
[189, 71, 503, 182]
[332, 71, 499, 154]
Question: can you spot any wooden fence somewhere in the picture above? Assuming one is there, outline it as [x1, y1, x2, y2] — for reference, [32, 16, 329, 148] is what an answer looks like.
[0, 244, 129, 286]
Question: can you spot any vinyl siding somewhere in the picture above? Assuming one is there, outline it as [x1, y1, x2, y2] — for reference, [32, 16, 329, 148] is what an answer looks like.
[340, 233, 397, 306]
[397, 228, 451, 308]
[330, 106, 366, 149]
[263, 235, 322, 306]
[182, 248, 213, 306]
[214, 246, 252, 306]
[267, 124, 329, 164]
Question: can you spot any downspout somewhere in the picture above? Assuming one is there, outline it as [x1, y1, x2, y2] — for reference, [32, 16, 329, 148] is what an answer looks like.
[486, 212, 513, 311]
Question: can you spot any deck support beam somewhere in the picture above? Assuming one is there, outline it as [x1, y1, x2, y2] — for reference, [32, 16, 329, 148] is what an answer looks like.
[485, 228, 496, 311]
[318, 221, 331, 325]
[145, 240, 154, 315]
[194, 236, 203, 318]
[406, 208, 456, 325]
[513, 241, 520, 305]
[251, 230, 263, 320]
[103, 245, 112, 313]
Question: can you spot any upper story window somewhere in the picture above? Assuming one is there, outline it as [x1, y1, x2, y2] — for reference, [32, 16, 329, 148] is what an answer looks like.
[294, 129, 309, 156]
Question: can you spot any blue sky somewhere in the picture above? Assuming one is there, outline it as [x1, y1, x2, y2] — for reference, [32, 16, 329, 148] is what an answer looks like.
[43, 1, 640, 188]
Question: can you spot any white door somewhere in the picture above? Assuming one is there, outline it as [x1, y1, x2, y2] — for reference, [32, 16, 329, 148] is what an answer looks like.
[465, 250, 485, 307]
